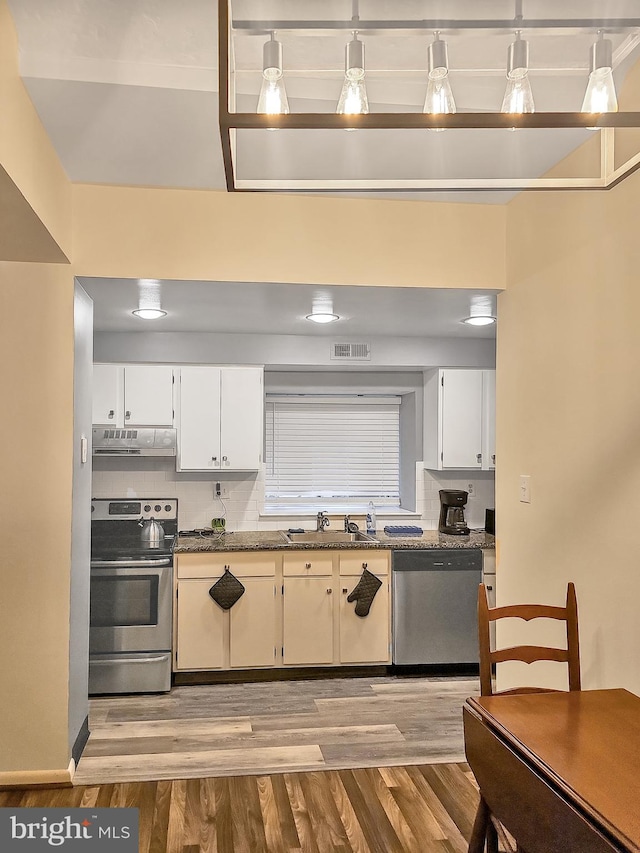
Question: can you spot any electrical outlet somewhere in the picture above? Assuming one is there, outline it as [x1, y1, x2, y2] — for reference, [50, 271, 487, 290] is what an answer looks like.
[215, 482, 228, 498]
[467, 482, 475, 497]
[519, 475, 531, 503]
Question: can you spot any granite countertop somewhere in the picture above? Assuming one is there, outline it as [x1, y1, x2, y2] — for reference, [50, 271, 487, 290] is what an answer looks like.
[174, 529, 495, 554]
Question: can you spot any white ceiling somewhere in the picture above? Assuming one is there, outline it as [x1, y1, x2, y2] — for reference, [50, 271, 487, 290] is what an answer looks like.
[9, 3, 636, 341]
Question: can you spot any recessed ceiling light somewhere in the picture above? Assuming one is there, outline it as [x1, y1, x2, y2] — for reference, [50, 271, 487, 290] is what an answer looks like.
[133, 279, 167, 320]
[306, 293, 340, 323]
[132, 307, 167, 320]
[462, 315, 496, 326]
[306, 311, 340, 324]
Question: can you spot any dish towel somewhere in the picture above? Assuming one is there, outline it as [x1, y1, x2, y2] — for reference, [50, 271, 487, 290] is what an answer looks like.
[346, 568, 382, 617]
[383, 525, 424, 536]
[209, 568, 245, 610]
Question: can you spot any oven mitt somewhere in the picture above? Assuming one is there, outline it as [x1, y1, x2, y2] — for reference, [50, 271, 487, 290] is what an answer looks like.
[347, 568, 382, 617]
[209, 568, 245, 610]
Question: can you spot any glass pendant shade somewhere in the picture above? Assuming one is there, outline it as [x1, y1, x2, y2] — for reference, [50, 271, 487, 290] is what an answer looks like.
[501, 36, 535, 114]
[582, 37, 618, 114]
[336, 36, 369, 115]
[257, 35, 289, 115]
[423, 36, 455, 131]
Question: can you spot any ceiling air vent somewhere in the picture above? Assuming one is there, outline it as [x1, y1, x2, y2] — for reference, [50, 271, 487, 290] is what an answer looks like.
[331, 342, 371, 361]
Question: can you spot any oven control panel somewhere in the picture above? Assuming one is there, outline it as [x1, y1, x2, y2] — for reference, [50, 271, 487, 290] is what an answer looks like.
[91, 499, 178, 521]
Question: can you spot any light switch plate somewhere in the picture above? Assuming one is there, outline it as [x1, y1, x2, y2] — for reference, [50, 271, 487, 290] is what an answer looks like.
[519, 475, 531, 503]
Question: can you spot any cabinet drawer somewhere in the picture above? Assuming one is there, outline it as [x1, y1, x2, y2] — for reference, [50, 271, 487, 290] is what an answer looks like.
[339, 551, 389, 577]
[177, 552, 276, 578]
[283, 551, 334, 576]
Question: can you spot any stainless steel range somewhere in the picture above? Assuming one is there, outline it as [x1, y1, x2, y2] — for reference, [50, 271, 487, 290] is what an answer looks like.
[89, 498, 178, 695]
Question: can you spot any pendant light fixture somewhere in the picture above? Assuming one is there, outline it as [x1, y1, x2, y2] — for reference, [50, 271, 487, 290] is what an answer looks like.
[257, 32, 289, 116]
[423, 32, 456, 128]
[132, 279, 167, 320]
[336, 1, 368, 117]
[501, 32, 535, 115]
[582, 33, 618, 115]
[336, 34, 369, 116]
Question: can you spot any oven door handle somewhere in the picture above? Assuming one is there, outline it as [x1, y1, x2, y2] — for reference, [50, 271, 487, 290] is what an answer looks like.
[90, 655, 170, 665]
[90, 558, 172, 568]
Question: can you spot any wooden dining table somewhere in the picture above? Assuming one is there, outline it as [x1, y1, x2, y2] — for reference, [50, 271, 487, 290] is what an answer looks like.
[463, 688, 640, 853]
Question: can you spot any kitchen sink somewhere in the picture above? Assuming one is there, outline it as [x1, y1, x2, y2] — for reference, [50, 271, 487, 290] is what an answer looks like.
[280, 531, 378, 544]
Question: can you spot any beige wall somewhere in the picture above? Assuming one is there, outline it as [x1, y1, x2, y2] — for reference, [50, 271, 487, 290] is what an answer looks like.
[72, 183, 506, 289]
[0, 262, 76, 781]
[496, 147, 640, 695]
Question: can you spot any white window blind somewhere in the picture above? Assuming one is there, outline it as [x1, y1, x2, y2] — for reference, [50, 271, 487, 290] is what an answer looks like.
[265, 396, 400, 505]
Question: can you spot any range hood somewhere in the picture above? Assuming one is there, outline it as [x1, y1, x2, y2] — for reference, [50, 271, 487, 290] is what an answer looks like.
[92, 428, 176, 456]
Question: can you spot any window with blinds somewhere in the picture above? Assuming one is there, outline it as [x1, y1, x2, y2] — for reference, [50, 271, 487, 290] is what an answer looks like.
[265, 395, 401, 506]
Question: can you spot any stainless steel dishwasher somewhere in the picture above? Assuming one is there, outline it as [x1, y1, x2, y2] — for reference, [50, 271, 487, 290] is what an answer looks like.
[392, 549, 481, 665]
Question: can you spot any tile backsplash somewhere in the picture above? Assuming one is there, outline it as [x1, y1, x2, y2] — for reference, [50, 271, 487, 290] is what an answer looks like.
[92, 458, 494, 532]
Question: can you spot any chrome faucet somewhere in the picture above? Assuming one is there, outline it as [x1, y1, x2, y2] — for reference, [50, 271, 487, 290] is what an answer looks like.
[316, 511, 330, 532]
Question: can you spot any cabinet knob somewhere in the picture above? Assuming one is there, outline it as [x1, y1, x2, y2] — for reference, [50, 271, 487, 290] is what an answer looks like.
[212, 456, 217, 462]
[305, 562, 312, 569]
[476, 453, 482, 463]
[491, 454, 496, 464]
[362, 562, 368, 570]
[108, 409, 114, 419]
[326, 588, 332, 594]
[222, 456, 228, 462]
[486, 585, 493, 591]
[125, 410, 131, 420]
[342, 588, 348, 594]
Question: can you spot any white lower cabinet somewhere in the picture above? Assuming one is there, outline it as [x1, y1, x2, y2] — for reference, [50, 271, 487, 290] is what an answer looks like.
[283, 577, 334, 665]
[175, 549, 391, 672]
[175, 553, 277, 671]
[230, 578, 277, 668]
[175, 579, 225, 670]
[339, 553, 390, 664]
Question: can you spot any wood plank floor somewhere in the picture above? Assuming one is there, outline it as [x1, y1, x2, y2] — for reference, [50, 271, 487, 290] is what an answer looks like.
[0, 763, 480, 853]
[76, 676, 479, 785]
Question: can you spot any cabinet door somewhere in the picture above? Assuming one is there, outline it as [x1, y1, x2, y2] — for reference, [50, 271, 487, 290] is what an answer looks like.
[283, 577, 334, 665]
[175, 580, 225, 670]
[482, 369, 496, 470]
[177, 367, 222, 471]
[92, 365, 123, 425]
[220, 367, 263, 470]
[339, 575, 390, 664]
[441, 369, 484, 468]
[124, 366, 174, 426]
[230, 578, 277, 668]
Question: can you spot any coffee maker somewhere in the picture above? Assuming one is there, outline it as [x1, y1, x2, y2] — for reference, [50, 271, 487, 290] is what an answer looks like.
[438, 489, 470, 535]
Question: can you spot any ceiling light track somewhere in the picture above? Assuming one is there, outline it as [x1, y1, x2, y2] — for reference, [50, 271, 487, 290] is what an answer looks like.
[219, 1, 640, 193]
[231, 19, 640, 37]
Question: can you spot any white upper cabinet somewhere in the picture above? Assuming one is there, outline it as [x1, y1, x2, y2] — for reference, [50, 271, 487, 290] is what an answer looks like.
[424, 368, 495, 470]
[92, 365, 174, 427]
[176, 366, 263, 471]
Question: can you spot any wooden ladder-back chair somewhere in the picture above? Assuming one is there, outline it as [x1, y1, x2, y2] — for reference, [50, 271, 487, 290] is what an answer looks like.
[478, 581, 581, 697]
[470, 582, 581, 853]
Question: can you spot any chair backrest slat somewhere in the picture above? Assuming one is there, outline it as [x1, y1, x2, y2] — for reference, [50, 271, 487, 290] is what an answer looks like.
[478, 582, 581, 696]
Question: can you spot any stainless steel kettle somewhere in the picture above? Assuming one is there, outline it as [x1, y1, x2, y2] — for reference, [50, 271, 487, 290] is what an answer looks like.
[139, 516, 164, 548]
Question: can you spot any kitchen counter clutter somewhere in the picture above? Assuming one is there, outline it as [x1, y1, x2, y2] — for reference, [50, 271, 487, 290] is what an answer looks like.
[174, 529, 495, 553]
